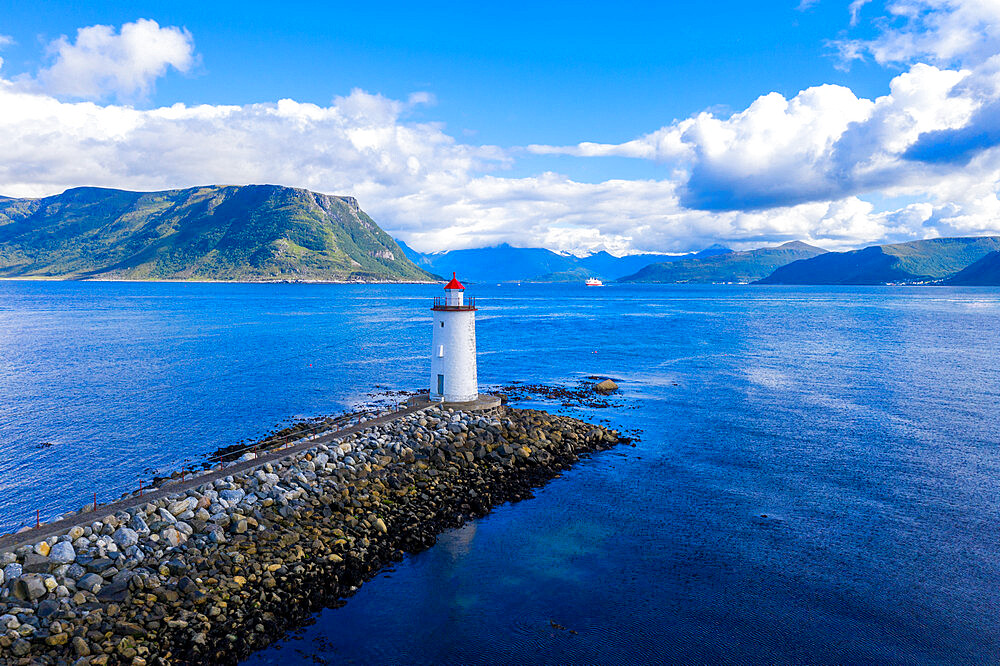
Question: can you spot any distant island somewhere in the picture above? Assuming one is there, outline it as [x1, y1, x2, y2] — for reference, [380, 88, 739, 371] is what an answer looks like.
[0, 185, 434, 282]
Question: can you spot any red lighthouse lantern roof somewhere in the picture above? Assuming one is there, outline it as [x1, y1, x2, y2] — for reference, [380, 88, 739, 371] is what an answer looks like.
[444, 272, 465, 290]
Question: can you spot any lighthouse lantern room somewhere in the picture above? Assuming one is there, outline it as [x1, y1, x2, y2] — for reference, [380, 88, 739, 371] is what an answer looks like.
[429, 273, 478, 403]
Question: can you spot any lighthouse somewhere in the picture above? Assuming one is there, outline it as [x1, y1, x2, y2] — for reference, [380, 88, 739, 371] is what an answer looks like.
[429, 273, 478, 403]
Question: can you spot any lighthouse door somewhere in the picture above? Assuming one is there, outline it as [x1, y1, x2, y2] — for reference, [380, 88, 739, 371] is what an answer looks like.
[437, 374, 445, 396]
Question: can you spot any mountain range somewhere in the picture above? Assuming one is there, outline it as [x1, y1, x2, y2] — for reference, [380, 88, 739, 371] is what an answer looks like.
[0, 185, 433, 281]
[617, 241, 827, 283]
[758, 237, 1000, 285]
[3, 185, 999, 286]
[398, 241, 731, 283]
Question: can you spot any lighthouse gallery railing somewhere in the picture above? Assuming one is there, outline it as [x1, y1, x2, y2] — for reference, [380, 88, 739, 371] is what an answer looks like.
[431, 296, 477, 310]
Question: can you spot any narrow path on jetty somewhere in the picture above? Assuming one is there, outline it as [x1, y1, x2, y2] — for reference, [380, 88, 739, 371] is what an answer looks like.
[0, 403, 427, 554]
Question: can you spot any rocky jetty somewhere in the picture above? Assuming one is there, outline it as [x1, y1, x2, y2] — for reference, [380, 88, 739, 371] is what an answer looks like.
[0, 406, 619, 665]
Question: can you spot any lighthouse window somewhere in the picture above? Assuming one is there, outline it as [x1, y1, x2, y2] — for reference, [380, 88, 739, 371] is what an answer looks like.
[438, 345, 444, 357]
[440, 321, 444, 327]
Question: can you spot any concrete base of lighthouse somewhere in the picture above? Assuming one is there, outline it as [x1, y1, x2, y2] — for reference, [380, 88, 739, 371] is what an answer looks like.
[406, 392, 502, 412]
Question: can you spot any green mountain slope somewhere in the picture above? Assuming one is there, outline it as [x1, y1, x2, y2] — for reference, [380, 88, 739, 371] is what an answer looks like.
[618, 241, 825, 283]
[758, 237, 1000, 285]
[943, 251, 1000, 285]
[0, 185, 434, 282]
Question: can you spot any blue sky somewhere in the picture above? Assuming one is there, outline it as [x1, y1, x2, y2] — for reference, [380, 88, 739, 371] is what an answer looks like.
[1, 1, 999, 253]
[0, 2, 893, 153]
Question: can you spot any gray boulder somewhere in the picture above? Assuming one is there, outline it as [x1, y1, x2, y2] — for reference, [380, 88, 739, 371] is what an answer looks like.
[3, 562, 23, 581]
[65, 563, 86, 581]
[49, 541, 76, 564]
[36, 599, 59, 619]
[85, 558, 114, 574]
[22, 552, 51, 574]
[112, 526, 139, 548]
[11, 638, 30, 657]
[167, 498, 194, 516]
[13, 574, 48, 601]
[128, 514, 150, 534]
[161, 527, 185, 547]
[76, 573, 103, 593]
[219, 488, 245, 504]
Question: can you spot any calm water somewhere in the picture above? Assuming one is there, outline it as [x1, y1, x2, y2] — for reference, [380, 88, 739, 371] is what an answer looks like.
[2, 282, 1000, 664]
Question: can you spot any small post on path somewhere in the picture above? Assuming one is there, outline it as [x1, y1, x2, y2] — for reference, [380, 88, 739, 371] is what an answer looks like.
[139, 479, 143, 497]
[36, 509, 39, 528]
[93, 492, 97, 512]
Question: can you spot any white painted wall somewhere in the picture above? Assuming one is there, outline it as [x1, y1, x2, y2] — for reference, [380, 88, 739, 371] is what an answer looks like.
[429, 308, 478, 402]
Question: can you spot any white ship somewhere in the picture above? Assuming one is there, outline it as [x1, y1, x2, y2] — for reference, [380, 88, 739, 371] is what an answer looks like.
[585, 277, 603, 286]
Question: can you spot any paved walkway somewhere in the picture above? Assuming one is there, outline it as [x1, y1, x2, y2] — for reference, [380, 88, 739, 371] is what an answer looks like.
[0, 404, 427, 554]
[405, 393, 502, 411]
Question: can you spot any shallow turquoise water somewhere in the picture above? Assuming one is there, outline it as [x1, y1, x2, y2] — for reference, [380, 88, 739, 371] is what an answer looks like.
[2, 282, 999, 663]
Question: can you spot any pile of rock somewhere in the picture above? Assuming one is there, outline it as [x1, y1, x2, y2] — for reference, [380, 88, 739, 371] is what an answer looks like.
[0, 406, 619, 665]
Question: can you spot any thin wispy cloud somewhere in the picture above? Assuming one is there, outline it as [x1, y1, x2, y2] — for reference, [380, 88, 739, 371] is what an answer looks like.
[833, 0, 1000, 66]
[0, 33, 12, 71]
[848, 0, 871, 26]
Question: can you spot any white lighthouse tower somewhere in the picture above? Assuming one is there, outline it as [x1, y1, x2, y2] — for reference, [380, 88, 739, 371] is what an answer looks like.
[429, 273, 478, 403]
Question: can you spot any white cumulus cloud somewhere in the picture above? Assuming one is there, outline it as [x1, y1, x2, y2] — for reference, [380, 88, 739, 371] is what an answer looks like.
[35, 19, 195, 100]
[531, 63, 978, 213]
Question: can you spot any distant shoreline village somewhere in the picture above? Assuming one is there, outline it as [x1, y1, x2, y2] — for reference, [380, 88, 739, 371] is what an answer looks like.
[0, 275, 622, 664]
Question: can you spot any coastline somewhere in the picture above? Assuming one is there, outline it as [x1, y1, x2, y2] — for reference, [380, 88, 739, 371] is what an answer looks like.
[0, 404, 620, 665]
[0, 277, 440, 285]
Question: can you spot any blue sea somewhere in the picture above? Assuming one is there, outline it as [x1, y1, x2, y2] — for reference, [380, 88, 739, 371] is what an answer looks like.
[2, 281, 1000, 664]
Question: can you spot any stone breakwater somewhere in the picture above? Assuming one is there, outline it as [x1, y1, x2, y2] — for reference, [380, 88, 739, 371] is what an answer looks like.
[0, 406, 620, 665]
